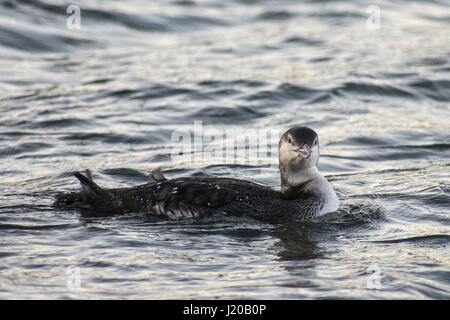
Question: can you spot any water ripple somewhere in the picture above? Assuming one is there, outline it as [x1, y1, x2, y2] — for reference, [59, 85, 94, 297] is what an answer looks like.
[371, 234, 450, 244]
[1, 0, 449, 300]
[0, 25, 95, 52]
[333, 82, 416, 99]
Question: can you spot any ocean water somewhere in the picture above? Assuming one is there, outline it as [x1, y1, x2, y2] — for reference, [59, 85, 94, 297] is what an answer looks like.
[0, 0, 449, 299]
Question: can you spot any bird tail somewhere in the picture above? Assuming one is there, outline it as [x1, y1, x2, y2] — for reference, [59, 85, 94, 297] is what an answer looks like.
[74, 170, 105, 200]
[54, 170, 121, 215]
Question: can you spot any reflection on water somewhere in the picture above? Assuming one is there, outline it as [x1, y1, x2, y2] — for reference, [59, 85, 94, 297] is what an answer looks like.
[0, 0, 449, 299]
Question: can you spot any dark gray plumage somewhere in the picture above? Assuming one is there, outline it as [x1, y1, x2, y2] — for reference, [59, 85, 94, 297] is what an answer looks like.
[55, 175, 323, 222]
[54, 127, 338, 222]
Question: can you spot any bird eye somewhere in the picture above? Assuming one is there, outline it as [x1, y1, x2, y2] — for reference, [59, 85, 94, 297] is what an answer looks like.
[288, 138, 292, 144]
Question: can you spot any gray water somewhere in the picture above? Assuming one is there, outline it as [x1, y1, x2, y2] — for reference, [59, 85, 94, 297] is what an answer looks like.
[0, 0, 449, 299]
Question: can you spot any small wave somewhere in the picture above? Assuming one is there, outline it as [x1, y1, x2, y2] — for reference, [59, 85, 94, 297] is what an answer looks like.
[0, 142, 52, 158]
[407, 57, 448, 67]
[0, 223, 77, 231]
[245, 83, 325, 102]
[280, 201, 388, 234]
[20, 0, 228, 32]
[94, 85, 193, 101]
[82, 78, 114, 86]
[379, 72, 418, 79]
[326, 149, 439, 162]
[19, 0, 170, 32]
[60, 132, 151, 145]
[0, 252, 18, 258]
[330, 131, 449, 162]
[256, 10, 295, 21]
[187, 105, 266, 123]
[335, 135, 397, 147]
[407, 79, 450, 101]
[309, 10, 366, 20]
[409, 187, 450, 209]
[170, 0, 197, 6]
[101, 168, 152, 185]
[0, 131, 37, 137]
[197, 79, 267, 88]
[381, 143, 450, 151]
[324, 201, 387, 227]
[128, 85, 194, 100]
[309, 56, 333, 63]
[166, 14, 229, 28]
[23, 118, 92, 129]
[0, 25, 94, 52]
[283, 36, 324, 46]
[371, 234, 450, 244]
[332, 82, 416, 99]
[178, 89, 242, 101]
[103, 89, 136, 98]
[80, 260, 115, 268]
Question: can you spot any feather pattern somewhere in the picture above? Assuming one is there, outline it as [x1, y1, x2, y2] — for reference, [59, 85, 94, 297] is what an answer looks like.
[54, 127, 338, 222]
[56, 174, 324, 222]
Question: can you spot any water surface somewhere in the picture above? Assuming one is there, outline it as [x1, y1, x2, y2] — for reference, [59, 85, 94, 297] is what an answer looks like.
[0, 0, 449, 299]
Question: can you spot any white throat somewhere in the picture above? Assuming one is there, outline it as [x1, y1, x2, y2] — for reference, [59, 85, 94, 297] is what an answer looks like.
[282, 167, 339, 216]
[285, 167, 321, 187]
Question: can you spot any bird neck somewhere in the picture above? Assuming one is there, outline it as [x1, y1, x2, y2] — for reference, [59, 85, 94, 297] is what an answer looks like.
[280, 165, 339, 214]
[280, 166, 321, 195]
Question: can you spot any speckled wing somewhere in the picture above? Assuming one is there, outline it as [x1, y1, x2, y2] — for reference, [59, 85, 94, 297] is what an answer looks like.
[57, 172, 323, 222]
[116, 176, 281, 220]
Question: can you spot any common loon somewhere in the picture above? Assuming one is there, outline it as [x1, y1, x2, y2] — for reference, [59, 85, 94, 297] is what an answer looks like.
[54, 127, 339, 222]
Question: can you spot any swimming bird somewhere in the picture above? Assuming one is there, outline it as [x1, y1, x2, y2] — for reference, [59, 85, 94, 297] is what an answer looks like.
[54, 127, 339, 222]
